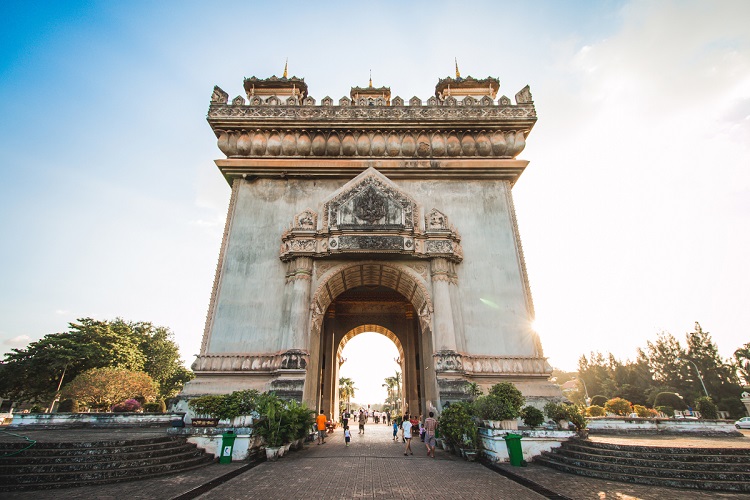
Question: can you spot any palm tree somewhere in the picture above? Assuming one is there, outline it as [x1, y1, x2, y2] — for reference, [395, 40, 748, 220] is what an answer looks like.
[383, 371, 402, 412]
[339, 377, 356, 412]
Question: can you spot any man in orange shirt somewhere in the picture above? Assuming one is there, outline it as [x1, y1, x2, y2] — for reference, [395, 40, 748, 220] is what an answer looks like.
[316, 410, 328, 445]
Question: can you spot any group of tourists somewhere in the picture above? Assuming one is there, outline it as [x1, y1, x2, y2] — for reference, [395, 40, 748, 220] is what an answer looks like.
[321, 408, 438, 457]
[393, 411, 438, 457]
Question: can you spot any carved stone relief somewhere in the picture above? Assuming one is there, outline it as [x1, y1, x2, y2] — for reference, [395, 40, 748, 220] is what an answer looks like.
[434, 350, 464, 372]
[280, 168, 463, 262]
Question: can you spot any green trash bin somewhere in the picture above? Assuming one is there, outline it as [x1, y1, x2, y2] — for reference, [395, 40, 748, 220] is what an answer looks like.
[219, 431, 237, 464]
[503, 433, 525, 467]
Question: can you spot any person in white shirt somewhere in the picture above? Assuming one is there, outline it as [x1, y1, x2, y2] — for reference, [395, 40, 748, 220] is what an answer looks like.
[402, 413, 413, 455]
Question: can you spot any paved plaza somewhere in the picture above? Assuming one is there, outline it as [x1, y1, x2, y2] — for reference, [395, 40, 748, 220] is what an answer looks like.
[2, 424, 750, 499]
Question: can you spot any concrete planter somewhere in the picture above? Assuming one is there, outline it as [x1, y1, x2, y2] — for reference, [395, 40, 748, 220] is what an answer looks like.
[168, 426, 261, 460]
[479, 427, 576, 463]
[9, 412, 185, 429]
[586, 417, 742, 436]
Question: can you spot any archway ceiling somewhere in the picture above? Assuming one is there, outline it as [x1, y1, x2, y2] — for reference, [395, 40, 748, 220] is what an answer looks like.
[322, 263, 428, 315]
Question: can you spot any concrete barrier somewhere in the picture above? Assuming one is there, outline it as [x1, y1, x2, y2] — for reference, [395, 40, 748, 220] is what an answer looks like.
[8, 412, 186, 429]
[587, 417, 741, 436]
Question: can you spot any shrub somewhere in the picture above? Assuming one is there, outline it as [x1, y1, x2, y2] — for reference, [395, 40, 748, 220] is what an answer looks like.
[587, 405, 605, 417]
[112, 398, 141, 412]
[488, 383, 525, 412]
[604, 397, 632, 416]
[520, 405, 545, 428]
[188, 395, 225, 418]
[29, 404, 44, 413]
[220, 389, 260, 420]
[590, 395, 608, 407]
[474, 395, 513, 420]
[544, 402, 587, 429]
[695, 397, 718, 419]
[143, 400, 166, 412]
[653, 392, 687, 411]
[438, 401, 477, 449]
[633, 405, 650, 418]
[656, 405, 675, 417]
[58, 398, 79, 413]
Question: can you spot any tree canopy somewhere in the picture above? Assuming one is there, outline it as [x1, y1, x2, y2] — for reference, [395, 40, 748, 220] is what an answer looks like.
[62, 367, 158, 411]
[575, 322, 746, 418]
[0, 318, 193, 404]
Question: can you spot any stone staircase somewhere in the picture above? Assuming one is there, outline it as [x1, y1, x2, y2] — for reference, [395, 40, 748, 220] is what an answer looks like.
[0, 435, 215, 491]
[535, 439, 750, 493]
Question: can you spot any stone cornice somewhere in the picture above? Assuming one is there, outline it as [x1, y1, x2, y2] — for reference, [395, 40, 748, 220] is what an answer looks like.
[215, 158, 529, 183]
[207, 102, 535, 126]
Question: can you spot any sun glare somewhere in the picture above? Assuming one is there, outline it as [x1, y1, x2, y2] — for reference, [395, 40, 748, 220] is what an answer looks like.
[338, 331, 400, 406]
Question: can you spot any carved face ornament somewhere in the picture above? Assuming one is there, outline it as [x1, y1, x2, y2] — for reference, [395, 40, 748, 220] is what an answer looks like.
[354, 186, 386, 224]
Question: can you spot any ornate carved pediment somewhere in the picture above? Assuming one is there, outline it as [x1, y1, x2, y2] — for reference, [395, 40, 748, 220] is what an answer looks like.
[279, 168, 463, 262]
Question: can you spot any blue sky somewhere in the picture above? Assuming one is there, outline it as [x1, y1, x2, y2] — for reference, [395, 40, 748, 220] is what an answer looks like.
[1, 1, 748, 382]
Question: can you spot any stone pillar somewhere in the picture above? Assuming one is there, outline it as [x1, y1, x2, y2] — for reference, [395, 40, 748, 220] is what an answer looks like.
[405, 314, 420, 417]
[284, 257, 313, 352]
[430, 258, 458, 352]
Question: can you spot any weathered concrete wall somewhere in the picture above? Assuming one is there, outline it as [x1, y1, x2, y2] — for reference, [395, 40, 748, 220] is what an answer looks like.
[207, 174, 536, 359]
[208, 178, 340, 354]
[398, 178, 535, 357]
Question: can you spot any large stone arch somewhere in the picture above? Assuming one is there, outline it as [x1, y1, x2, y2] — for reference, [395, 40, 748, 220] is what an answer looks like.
[310, 261, 433, 337]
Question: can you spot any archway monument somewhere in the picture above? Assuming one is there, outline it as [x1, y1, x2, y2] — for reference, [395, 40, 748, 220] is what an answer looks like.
[180, 72, 560, 418]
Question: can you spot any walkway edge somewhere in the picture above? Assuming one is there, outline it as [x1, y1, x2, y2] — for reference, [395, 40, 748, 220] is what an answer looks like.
[171, 452, 265, 500]
[482, 461, 573, 500]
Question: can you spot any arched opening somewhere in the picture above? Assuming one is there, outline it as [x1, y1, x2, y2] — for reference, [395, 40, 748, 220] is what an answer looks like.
[337, 328, 402, 415]
[305, 262, 437, 420]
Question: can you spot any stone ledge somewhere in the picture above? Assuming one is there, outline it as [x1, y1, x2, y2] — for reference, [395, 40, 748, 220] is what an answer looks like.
[8, 412, 186, 429]
[587, 417, 742, 436]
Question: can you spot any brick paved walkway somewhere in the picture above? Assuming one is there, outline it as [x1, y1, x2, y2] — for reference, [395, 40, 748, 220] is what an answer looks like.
[3, 425, 750, 499]
[195, 422, 545, 500]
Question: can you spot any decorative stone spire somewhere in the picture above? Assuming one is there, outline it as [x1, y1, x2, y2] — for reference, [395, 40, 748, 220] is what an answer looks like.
[350, 73, 391, 106]
[283, 58, 288, 78]
[435, 74, 499, 102]
[455, 58, 461, 79]
[243, 73, 308, 104]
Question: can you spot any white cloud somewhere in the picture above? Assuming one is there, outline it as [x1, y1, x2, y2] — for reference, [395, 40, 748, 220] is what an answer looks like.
[3, 335, 30, 348]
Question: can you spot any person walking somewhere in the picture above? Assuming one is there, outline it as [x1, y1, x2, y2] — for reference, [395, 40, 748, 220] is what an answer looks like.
[424, 411, 438, 458]
[402, 413, 413, 455]
[344, 426, 351, 446]
[316, 410, 327, 445]
[392, 418, 399, 441]
[342, 409, 350, 429]
[358, 409, 366, 434]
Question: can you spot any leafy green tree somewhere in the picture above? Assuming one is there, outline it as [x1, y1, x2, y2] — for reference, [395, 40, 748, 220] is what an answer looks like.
[62, 367, 157, 411]
[734, 343, 750, 386]
[0, 318, 193, 404]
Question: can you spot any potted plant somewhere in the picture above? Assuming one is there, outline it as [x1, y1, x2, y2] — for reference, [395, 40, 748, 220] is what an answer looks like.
[520, 405, 545, 429]
[544, 402, 588, 435]
[252, 392, 286, 460]
[220, 389, 259, 426]
[438, 401, 477, 457]
[188, 395, 224, 426]
[475, 382, 525, 429]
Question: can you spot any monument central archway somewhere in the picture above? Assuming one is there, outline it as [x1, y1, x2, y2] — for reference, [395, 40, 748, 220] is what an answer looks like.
[307, 262, 436, 419]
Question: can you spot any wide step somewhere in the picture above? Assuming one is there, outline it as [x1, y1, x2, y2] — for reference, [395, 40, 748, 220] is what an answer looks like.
[535, 440, 750, 493]
[0, 436, 215, 491]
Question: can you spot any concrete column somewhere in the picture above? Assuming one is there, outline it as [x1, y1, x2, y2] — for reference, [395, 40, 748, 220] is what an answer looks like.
[430, 258, 458, 352]
[320, 318, 332, 413]
[280, 257, 313, 352]
[405, 316, 420, 416]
